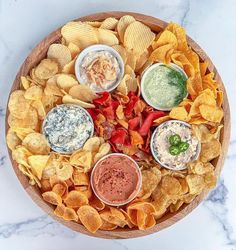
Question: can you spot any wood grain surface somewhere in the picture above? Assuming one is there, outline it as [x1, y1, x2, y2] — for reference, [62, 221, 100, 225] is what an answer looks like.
[5, 11, 231, 239]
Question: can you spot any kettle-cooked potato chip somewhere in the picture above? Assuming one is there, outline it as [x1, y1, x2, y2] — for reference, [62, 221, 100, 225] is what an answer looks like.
[70, 150, 93, 172]
[186, 174, 205, 194]
[6, 129, 21, 150]
[56, 162, 73, 181]
[200, 138, 221, 162]
[63, 207, 78, 221]
[64, 190, 88, 208]
[42, 191, 62, 205]
[22, 132, 50, 155]
[28, 155, 50, 179]
[83, 137, 100, 152]
[24, 86, 43, 101]
[77, 205, 102, 233]
[34, 59, 59, 80]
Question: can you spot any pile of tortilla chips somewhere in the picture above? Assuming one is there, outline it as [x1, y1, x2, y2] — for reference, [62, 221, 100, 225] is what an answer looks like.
[6, 15, 223, 233]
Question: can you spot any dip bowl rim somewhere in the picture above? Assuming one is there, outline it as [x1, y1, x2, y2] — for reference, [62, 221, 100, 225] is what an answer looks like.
[74, 44, 125, 93]
[150, 119, 201, 171]
[90, 152, 142, 207]
[140, 62, 188, 111]
[42, 103, 95, 154]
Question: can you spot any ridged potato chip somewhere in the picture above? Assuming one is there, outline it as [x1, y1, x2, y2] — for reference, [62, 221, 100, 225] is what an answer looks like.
[96, 28, 119, 46]
[124, 21, 155, 54]
[77, 205, 102, 233]
[22, 132, 50, 155]
[100, 17, 118, 30]
[67, 42, 80, 59]
[34, 59, 59, 80]
[47, 43, 72, 68]
[62, 58, 76, 74]
[61, 21, 98, 49]
[42, 191, 62, 205]
[117, 15, 136, 43]
[69, 85, 97, 102]
[64, 190, 88, 208]
[112, 44, 127, 63]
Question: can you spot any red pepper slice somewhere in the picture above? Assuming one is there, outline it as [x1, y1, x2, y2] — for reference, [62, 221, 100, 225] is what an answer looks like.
[128, 116, 141, 130]
[138, 111, 165, 136]
[102, 106, 115, 120]
[110, 129, 127, 145]
[92, 92, 110, 106]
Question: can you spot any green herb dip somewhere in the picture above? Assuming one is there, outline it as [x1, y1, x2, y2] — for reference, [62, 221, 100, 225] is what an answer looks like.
[142, 64, 187, 110]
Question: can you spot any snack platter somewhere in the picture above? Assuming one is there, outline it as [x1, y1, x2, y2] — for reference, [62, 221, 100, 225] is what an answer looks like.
[5, 12, 230, 238]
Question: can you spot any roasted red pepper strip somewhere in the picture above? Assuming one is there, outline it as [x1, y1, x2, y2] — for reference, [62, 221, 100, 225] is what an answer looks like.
[102, 106, 115, 120]
[110, 129, 127, 145]
[92, 92, 110, 106]
[86, 108, 97, 121]
[128, 116, 141, 130]
[107, 100, 119, 110]
[138, 111, 165, 136]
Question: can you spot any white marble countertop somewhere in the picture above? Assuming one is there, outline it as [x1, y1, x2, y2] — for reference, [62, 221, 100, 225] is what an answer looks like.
[0, 0, 235, 249]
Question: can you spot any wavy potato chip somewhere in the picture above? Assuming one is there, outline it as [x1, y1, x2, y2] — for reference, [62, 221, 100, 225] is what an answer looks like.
[42, 191, 62, 205]
[47, 43, 72, 68]
[117, 15, 136, 43]
[69, 85, 97, 102]
[124, 21, 155, 54]
[100, 17, 118, 30]
[96, 28, 119, 46]
[22, 132, 50, 155]
[77, 205, 102, 233]
[61, 21, 98, 49]
[112, 44, 127, 63]
[34, 59, 59, 80]
[62, 58, 76, 74]
[64, 190, 88, 208]
[67, 42, 80, 58]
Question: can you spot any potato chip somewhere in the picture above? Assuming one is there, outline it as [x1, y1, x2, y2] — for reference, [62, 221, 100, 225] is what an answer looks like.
[47, 43, 72, 68]
[44, 79, 63, 96]
[112, 44, 127, 63]
[188, 161, 214, 175]
[34, 59, 59, 80]
[8, 90, 31, 119]
[117, 15, 136, 43]
[42, 191, 62, 205]
[75, 185, 92, 199]
[61, 21, 98, 49]
[186, 174, 205, 194]
[124, 21, 155, 54]
[152, 30, 177, 50]
[100, 220, 117, 230]
[138, 168, 161, 199]
[77, 205, 102, 233]
[117, 74, 132, 95]
[10, 127, 35, 140]
[67, 42, 80, 58]
[56, 162, 73, 181]
[200, 139, 221, 162]
[56, 74, 78, 90]
[204, 171, 217, 189]
[83, 137, 100, 152]
[85, 21, 102, 28]
[63, 207, 78, 221]
[72, 170, 89, 186]
[12, 146, 32, 166]
[62, 58, 76, 74]
[54, 204, 66, 218]
[20, 76, 30, 90]
[28, 155, 50, 179]
[216, 91, 223, 107]
[149, 43, 174, 64]
[171, 52, 194, 77]
[96, 28, 119, 46]
[69, 85, 97, 102]
[62, 94, 95, 108]
[130, 130, 144, 146]
[135, 50, 149, 72]
[22, 132, 50, 155]
[161, 176, 182, 196]
[6, 129, 21, 150]
[64, 190, 88, 208]
[40, 179, 51, 192]
[52, 181, 68, 197]
[100, 208, 127, 228]
[153, 115, 170, 126]
[199, 104, 223, 123]
[70, 150, 92, 172]
[93, 143, 111, 163]
[170, 200, 184, 213]
[100, 17, 118, 30]
[89, 195, 105, 211]
[169, 106, 190, 122]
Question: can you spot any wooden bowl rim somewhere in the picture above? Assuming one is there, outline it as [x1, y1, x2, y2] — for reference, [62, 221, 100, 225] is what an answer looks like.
[5, 11, 231, 239]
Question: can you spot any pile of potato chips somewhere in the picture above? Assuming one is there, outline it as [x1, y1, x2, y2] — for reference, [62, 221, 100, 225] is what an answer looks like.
[6, 15, 223, 233]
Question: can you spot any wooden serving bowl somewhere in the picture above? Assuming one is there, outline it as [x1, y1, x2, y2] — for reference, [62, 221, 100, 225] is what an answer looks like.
[5, 12, 231, 239]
